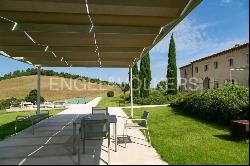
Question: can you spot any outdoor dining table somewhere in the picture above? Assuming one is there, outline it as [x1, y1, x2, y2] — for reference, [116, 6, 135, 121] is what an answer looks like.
[72, 114, 118, 154]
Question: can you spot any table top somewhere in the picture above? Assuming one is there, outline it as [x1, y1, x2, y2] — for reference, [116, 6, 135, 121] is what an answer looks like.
[73, 114, 117, 124]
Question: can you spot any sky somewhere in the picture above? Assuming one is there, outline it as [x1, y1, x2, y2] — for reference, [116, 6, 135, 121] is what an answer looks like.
[0, 0, 249, 87]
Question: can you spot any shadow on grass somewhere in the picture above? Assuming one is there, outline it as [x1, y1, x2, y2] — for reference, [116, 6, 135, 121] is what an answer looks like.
[213, 134, 246, 142]
[168, 107, 250, 144]
[0, 115, 54, 141]
[170, 106, 231, 131]
[0, 120, 31, 140]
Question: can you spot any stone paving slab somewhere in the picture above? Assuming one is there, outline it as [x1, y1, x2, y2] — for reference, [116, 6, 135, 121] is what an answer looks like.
[0, 97, 167, 165]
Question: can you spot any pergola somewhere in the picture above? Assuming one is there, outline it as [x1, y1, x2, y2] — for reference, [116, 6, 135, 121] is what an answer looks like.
[0, 0, 202, 117]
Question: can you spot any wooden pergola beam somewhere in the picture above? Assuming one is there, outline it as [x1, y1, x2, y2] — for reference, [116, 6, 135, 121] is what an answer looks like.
[0, 0, 202, 68]
[0, 45, 143, 52]
[0, 0, 188, 8]
[0, 22, 159, 35]
[0, 0, 186, 17]
[24, 57, 135, 62]
[0, 11, 175, 27]
[30, 60, 131, 68]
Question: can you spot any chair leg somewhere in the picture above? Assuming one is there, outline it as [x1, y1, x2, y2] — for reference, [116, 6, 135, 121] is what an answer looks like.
[125, 127, 128, 148]
[108, 132, 110, 165]
[113, 124, 115, 140]
[32, 121, 35, 135]
[123, 124, 125, 144]
[142, 130, 146, 138]
[82, 131, 85, 154]
[78, 132, 81, 165]
[146, 129, 151, 146]
[80, 129, 83, 140]
[15, 121, 17, 135]
[47, 116, 50, 125]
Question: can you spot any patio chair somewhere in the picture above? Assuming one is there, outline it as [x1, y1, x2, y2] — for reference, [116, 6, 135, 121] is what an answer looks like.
[78, 119, 110, 165]
[15, 110, 50, 135]
[118, 99, 126, 106]
[123, 111, 151, 147]
[92, 107, 109, 115]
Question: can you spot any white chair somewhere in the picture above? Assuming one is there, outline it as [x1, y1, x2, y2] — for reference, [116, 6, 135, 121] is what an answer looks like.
[123, 111, 151, 147]
[78, 118, 110, 165]
[92, 107, 109, 115]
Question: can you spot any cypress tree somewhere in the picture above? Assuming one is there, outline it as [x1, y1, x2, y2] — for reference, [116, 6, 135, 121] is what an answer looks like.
[132, 63, 140, 98]
[139, 53, 152, 98]
[167, 34, 178, 95]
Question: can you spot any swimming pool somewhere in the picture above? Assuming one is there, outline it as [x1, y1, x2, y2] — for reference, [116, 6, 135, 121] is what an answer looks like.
[55, 98, 92, 104]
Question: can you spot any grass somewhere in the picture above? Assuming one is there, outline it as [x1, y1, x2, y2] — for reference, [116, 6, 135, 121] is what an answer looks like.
[123, 106, 249, 165]
[0, 75, 122, 100]
[0, 109, 63, 140]
[97, 96, 130, 107]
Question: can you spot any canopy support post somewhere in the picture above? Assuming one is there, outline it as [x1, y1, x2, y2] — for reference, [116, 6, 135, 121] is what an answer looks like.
[37, 66, 41, 114]
[130, 67, 134, 118]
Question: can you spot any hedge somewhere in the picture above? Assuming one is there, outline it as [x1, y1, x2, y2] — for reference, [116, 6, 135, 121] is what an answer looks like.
[171, 84, 249, 124]
[134, 96, 169, 105]
[134, 91, 168, 105]
[0, 98, 22, 110]
[133, 90, 190, 105]
[107, 91, 114, 97]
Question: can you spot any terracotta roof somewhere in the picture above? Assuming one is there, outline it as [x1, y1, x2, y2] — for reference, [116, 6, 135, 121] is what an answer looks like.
[180, 43, 249, 68]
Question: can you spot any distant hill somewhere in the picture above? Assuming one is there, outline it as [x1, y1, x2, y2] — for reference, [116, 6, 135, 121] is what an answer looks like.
[0, 75, 122, 101]
[0, 68, 118, 86]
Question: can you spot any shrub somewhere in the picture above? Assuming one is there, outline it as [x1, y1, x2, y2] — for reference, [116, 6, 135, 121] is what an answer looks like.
[156, 80, 167, 94]
[171, 84, 249, 124]
[134, 97, 169, 105]
[132, 90, 188, 105]
[0, 98, 22, 110]
[120, 94, 130, 101]
[107, 91, 114, 97]
[134, 91, 172, 105]
[25, 89, 45, 104]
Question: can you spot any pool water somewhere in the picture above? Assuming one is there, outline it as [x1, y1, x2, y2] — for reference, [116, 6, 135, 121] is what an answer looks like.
[56, 98, 92, 104]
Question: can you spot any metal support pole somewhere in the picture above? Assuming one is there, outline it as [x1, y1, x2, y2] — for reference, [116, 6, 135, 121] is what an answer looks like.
[130, 67, 134, 118]
[37, 66, 41, 114]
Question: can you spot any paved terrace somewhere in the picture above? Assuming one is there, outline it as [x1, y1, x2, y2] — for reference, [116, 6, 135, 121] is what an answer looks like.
[0, 97, 167, 165]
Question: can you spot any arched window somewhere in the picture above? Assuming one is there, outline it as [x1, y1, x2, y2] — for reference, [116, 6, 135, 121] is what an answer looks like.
[204, 64, 208, 71]
[203, 77, 210, 89]
[232, 79, 235, 84]
[214, 80, 219, 88]
[195, 67, 199, 73]
[214, 61, 218, 69]
[229, 58, 234, 66]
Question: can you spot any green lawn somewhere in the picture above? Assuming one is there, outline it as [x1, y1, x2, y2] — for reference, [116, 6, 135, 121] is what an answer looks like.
[0, 109, 63, 140]
[123, 106, 249, 165]
[97, 97, 131, 107]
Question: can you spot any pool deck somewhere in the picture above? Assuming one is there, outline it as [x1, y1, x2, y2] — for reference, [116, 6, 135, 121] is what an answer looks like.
[0, 97, 167, 165]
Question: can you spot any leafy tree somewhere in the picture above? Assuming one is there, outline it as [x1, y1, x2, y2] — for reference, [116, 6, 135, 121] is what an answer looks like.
[129, 63, 140, 98]
[120, 82, 130, 95]
[139, 53, 152, 98]
[156, 80, 168, 94]
[0, 97, 22, 110]
[167, 34, 178, 95]
[25, 89, 45, 104]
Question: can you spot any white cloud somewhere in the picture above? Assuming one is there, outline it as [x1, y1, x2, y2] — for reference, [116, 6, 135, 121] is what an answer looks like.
[151, 17, 248, 65]
[149, 17, 249, 87]
[150, 18, 217, 55]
